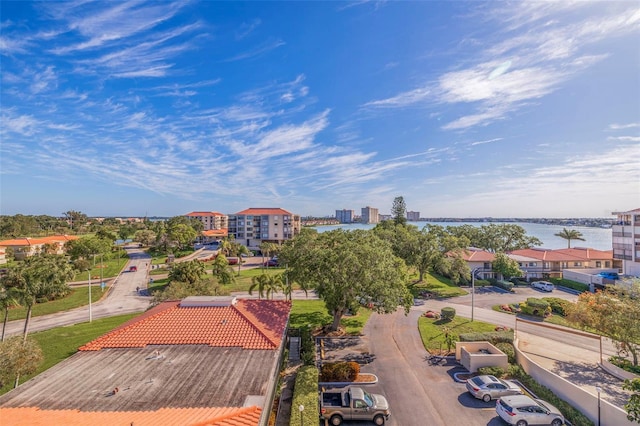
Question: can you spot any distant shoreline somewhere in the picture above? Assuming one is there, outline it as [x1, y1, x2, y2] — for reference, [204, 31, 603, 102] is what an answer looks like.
[302, 217, 613, 229]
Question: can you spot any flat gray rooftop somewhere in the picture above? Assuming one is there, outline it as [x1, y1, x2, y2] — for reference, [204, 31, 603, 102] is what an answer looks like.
[0, 345, 275, 411]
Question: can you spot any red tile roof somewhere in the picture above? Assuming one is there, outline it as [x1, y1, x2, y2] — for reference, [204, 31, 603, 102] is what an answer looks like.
[0, 235, 79, 246]
[79, 298, 290, 351]
[234, 208, 293, 216]
[203, 229, 228, 237]
[186, 212, 226, 217]
[0, 406, 261, 426]
[508, 247, 612, 262]
[458, 248, 495, 262]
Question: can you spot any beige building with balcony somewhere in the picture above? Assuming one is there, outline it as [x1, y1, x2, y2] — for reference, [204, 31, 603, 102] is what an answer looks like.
[228, 208, 300, 249]
[184, 211, 228, 231]
[612, 208, 640, 276]
[0, 235, 80, 262]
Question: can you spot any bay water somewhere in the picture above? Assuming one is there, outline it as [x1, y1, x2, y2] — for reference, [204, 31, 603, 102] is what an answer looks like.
[314, 221, 612, 251]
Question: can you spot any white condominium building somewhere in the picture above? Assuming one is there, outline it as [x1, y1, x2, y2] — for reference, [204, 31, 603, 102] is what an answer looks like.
[612, 208, 640, 276]
[228, 208, 301, 249]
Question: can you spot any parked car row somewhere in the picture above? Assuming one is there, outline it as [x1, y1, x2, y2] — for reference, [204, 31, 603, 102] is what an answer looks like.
[466, 375, 565, 426]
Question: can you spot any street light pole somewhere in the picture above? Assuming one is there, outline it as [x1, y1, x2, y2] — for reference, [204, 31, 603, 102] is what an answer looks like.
[88, 262, 92, 323]
[471, 267, 480, 322]
[596, 386, 602, 426]
[298, 404, 304, 426]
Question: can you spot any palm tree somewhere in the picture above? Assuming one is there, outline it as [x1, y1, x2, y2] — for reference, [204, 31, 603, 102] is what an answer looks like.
[249, 274, 270, 299]
[14, 255, 74, 342]
[0, 281, 21, 342]
[554, 228, 586, 248]
[265, 274, 283, 300]
[210, 254, 236, 286]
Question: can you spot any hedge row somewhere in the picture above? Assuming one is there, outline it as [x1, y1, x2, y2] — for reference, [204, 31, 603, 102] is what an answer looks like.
[549, 278, 589, 292]
[459, 330, 514, 344]
[299, 326, 315, 366]
[508, 364, 594, 426]
[289, 366, 319, 426]
[488, 278, 514, 292]
[542, 297, 572, 316]
[520, 298, 551, 317]
[320, 362, 360, 382]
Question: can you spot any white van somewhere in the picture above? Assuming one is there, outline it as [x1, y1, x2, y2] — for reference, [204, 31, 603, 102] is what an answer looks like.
[531, 281, 554, 292]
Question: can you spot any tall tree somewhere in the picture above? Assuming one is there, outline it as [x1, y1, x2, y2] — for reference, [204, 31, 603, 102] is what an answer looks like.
[567, 283, 640, 366]
[492, 252, 523, 280]
[280, 229, 412, 331]
[5, 255, 74, 342]
[210, 254, 236, 286]
[249, 274, 271, 300]
[0, 336, 43, 389]
[452, 223, 542, 253]
[0, 282, 21, 342]
[168, 260, 206, 285]
[554, 227, 586, 248]
[391, 196, 407, 226]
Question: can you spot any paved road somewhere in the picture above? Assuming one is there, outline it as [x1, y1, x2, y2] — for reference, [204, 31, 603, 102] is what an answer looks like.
[4, 247, 152, 338]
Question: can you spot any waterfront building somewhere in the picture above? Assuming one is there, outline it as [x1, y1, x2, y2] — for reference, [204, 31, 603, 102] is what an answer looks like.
[407, 211, 420, 221]
[335, 209, 355, 224]
[612, 208, 640, 276]
[184, 211, 228, 231]
[228, 207, 301, 249]
[361, 206, 379, 224]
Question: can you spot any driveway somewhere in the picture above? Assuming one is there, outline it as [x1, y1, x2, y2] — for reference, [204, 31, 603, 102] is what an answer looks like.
[4, 246, 152, 338]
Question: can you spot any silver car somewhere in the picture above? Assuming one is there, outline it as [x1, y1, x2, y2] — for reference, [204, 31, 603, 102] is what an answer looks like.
[496, 395, 564, 426]
[466, 375, 523, 402]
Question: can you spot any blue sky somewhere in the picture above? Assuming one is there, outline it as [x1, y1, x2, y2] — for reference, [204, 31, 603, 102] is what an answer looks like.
[1, 1, 639, 219]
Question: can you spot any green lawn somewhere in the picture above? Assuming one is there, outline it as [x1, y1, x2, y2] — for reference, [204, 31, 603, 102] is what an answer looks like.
[71, 257, 129, 281]
[290, 299, 372, 335]
[1, 312, 140, 395]
[418, 316, 497, 353]
[6, 285, 107, 322]
[410, 273, 468, 298]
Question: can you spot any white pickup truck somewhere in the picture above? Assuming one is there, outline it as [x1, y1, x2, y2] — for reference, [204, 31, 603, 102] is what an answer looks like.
[320, 386, 390, 425]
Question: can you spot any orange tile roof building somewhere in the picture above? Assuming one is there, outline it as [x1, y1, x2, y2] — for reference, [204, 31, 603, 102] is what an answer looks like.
[0, 235, 79, 262]
[0, 297, 291, 426]
[185, 211, 229, 231]
[457, 246, 616, 280]
[228, 208, 300, 250]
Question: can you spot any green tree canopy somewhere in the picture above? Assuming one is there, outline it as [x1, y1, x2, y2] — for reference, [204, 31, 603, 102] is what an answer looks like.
[567, 283, 640, 366]
[391, 196, 407, 226]
[450, 223, 542, 253]
[280, 229, 412, 331]
[492, 252, 523, 280]
[168, 260, 206, 285]
[554, 227, 586, 248]
[623, 378, 640, 423]
[1, 255, 74, 341]
[0, 336, 43, 388]
[210, 254, 236, 286]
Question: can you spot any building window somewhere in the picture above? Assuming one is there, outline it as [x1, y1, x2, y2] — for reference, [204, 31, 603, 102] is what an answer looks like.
[605, 261, 610, 267]
[574, 262, 582, 267]
[274, 233, 278, 238]
[596, 261, 601, 268]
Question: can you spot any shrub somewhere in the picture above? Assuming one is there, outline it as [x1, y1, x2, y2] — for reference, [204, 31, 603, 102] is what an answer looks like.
[36, 297, 49, 304]
[440, 307, 456, 321]
[478, 366, 505, 377]
[542, 297, 571, 316]
[507, 366, 593, 426]
[290, 366, 319, 426]
[459, 330, 514, 344]
[320, 362, 360, 382]
[549, 278, 589, 293]
[520, 298, 551, 317]
[299, 326, 315, 366]
[474, 279, 491, 287]
[495, 342, 516, 364]
[488, 278, 498, 286]
[495, 280, 514, 292]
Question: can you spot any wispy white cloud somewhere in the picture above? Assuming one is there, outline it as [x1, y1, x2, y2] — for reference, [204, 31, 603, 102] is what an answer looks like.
[608, 136, 640, 143]
[363, 2, 640, 131]
[471, 137, 503, 146]
[609, 122, 640, 130]
[235, 18, 261, 40]
[222, 37, 285, 62]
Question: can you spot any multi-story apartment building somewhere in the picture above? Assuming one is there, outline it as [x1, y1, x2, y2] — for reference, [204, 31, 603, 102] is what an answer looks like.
[335, 209, 355, 224]
[228, 208, 301, 249]
[0, 235, 80, 262]
[612, 208, 640, 276]
[184, 211, 228, 231]
[361, 206, 379, 224]
[407, 211, 420, 221]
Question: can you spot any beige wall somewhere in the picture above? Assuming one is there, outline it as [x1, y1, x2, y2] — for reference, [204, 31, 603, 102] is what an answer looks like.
[515, 338, 634, 426]
[455, 341, 509, 373]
